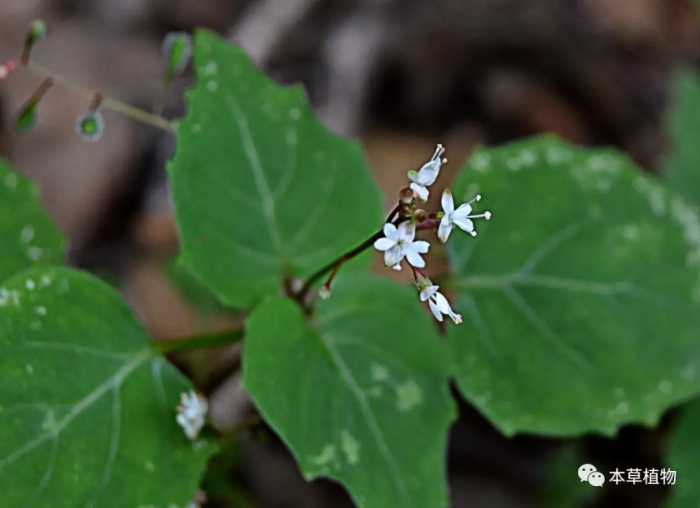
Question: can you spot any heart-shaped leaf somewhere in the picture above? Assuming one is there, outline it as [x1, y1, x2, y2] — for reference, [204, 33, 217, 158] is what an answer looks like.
[0, 267, 216, 507]
[169, 31, 382, 309]
[0, 159, 63, 280]
[244, 275, 456, 508]
[446, 136, 700, 436]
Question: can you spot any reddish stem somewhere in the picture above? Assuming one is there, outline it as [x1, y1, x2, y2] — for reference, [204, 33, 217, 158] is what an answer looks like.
[297, 203, 403, 306]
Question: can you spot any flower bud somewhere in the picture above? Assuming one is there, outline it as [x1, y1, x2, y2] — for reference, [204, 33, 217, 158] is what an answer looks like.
[29, 19, 47, 44]
[162, 32, 192, 79]
[22, 20, 47, 63]
[399, 187, 414, 204]
[16, 77, 53, 133]
[16, 103, 38, 132]
[75, 111, 105, 142]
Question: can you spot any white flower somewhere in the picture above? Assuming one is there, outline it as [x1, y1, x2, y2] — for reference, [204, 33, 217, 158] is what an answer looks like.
[176, 390, 208, 440]
[419, 283, 462, 324]
[373, 222, 430, 270]
[438, 189, 492, 243]
[408, 144, 446, 201]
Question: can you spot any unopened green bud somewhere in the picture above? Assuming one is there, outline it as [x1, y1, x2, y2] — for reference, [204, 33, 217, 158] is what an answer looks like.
[75, 111, 105, 142]
[162, 32, 192, 79]
[16, 103, 38, 132]
[29, 19, 47, 44]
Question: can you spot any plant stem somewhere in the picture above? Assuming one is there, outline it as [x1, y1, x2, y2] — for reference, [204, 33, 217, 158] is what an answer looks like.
[299, 230, 384, 299]
[152, 329, 244, 354]
[24, 61, 174, 133]
[298, 203, 403, 301]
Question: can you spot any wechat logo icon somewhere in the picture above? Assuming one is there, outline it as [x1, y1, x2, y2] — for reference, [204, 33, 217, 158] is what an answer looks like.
[578, 463, 605, 487]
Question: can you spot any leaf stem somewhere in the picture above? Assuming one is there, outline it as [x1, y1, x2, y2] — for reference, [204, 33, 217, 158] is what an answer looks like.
[23, 61, 174, 133]
[152, 329, 244, 354]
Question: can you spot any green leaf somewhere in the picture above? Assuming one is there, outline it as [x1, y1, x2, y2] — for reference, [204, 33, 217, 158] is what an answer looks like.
[663, 70, 700, 204]
[663, 400, 700, 508]
[0, 159, 63, 280]
[169, 31, 382, 309]
[243, 274, 456, 508]
[447, 136, 700, 436]
[165, 258, 228, 313]
[0, 267, 216, 507]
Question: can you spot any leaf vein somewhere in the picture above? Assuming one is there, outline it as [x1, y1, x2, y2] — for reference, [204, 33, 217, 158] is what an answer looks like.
[226, 95, 284, 254]
[321, 334, 409, 502]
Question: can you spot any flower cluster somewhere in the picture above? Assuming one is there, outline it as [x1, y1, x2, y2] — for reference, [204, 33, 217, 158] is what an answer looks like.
[176, 390, 208, 440]
[374, 144, 492, 324]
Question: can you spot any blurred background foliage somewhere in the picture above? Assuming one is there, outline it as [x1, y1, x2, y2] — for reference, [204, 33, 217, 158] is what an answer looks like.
[2, 1, 700, 507]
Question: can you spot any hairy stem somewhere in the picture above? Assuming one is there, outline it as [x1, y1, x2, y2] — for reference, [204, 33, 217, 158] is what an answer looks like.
[152, 329, 244, 354]
[24, 61, 174, 133]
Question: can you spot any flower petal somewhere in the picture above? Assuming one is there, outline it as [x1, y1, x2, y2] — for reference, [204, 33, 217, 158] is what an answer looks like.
[410, 182, 429, 201]
[397, 221, 416, 242]
[452, 216, 474, 233]
[420, 285, 439, 302]
[405, 249, 425, 268]
[441, 189, 454, 214]
[428, 299, 444, 322]
[383, 222, 399, 240]
[432, 292, 461, 323]
[433, 292, 452, 314]
[384, 245, 403, 267]
[438, 217, 453, 243]
[416, 160, 440, 186]
[412, 240, 430, 254]
[453, 203, 473, 219]
[373, 237, 396, 251]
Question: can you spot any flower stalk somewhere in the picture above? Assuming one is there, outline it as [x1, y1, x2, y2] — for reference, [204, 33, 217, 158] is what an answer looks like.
[297, 203, 403, 303]
[297, 144, 492, 325]
[24, 61, 174, 132]
[11, 20, 176, 133]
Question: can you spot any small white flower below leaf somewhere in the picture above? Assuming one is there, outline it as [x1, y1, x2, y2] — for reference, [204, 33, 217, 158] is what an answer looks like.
[373, 221, 430, 270]
[408, 144, 446, 201]
[438, 189, 492, 243]
[176, 390, 208, 440]
[419, 282, 462, 324]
